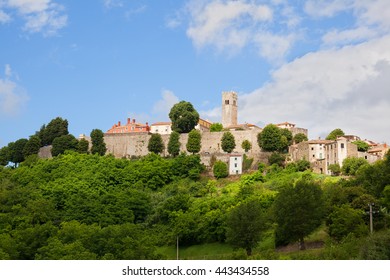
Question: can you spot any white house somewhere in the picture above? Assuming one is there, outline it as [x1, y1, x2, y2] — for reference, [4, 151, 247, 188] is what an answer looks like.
[229, 154, 242, 175]
[150, 122, 172, 135]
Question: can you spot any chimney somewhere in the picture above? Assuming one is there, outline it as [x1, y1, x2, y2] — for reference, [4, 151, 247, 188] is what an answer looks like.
[132, 119, 136, 124]
[127, 118, 131, 125]
[118, 121, 121, 126]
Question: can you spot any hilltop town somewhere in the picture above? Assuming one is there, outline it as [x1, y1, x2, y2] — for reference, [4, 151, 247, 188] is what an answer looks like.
[100, 91, 389, 176]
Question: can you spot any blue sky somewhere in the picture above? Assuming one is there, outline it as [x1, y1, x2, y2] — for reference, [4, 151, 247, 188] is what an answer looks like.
[1, 0, 390, 147]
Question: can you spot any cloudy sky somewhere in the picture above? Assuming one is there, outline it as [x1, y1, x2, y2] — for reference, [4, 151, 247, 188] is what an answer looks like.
[1, 0, 389, 146]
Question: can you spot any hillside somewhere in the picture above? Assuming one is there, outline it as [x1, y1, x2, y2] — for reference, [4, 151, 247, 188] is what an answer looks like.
[1, 151, 390, 260]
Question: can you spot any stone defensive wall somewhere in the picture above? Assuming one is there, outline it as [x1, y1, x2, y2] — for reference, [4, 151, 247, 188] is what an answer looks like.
[104, 128, 269, 167]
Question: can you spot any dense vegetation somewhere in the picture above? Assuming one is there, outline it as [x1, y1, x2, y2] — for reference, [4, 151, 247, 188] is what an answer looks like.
[1, 149, 390, 260]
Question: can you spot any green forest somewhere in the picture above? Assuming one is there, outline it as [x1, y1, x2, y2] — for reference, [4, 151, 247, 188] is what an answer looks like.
[1, 148, 390, 260]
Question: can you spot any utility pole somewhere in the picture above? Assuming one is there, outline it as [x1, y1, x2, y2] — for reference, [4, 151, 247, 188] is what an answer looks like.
[369, 203, 374, 234]
[176, 236, 179, 260]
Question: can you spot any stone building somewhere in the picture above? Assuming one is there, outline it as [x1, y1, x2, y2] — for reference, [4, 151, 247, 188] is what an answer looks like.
[276, 122, 308, 137]
[229, 154, 243, 175]
[107, 118, 150, 134]
[150, 122, 172, 135]
[222, 91, 238, 128]
[291, 136, 381, 175]
[150, 118, 212, 135]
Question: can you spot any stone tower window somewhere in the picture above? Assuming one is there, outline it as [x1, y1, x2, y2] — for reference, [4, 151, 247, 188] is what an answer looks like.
[225, 100, 229, 105]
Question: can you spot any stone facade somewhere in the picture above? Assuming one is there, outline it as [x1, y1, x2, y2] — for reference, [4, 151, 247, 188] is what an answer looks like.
[276, 122, 308, 137]
[222, 91, 238, 128]
[104, 128, 265, 167]
[107, 118, 150, 134]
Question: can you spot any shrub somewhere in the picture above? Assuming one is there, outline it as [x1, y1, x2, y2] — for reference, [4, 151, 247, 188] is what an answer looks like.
[213, 160, 228, 179]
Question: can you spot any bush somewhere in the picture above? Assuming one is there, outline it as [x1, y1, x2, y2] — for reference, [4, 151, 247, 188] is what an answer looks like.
[268, 152, 285, 167]
[213, 160, 228, 179]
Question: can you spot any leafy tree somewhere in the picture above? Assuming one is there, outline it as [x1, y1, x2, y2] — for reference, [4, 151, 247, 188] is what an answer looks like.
[51, 134, 78, 156]
[257, 124, 286, 152]
[360, 230, 390, 259]
[39, 117, 69, 146]
[167, 131, 180, 157]
[327, 204, 368, 241]
[274, 176, 324, 249]
[352, 140, 370, 152]
[268, 152, 285, 167]
[0, 146, 10, 166]
[77, 139, 89, 154]
[242, 154, 254, 171]
[186, 129, 201, 154]
[296, 159, 311, 171]
[326, 128, 345, 140]
[241, 140, 252, 152]
[213, 160, 228, 179]
[280, 128, 293, 146]
[328, 163, 341, 176]
[210, 123, 223, 132]
[355, 155, 390, 197]
[226, 199, 268, 256]
[8, 138, 28, 166]
[90, 129, 106, 156]
[342, 157, 368, 176]
[148, 133, 164, 155]
[23, 135, 41, 157]
[293, 133, 308, 144]
[221, 132, 236, 153]
[169, 101, 199, 133]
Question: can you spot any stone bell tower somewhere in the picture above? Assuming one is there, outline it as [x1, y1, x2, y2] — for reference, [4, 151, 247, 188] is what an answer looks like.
[221, 91, 238, 128]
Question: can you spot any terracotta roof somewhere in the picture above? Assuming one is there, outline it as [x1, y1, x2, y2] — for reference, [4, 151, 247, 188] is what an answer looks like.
[276, 121, 296, 126]
[151, 122, 172, 126]
[307, 140, 334, 145]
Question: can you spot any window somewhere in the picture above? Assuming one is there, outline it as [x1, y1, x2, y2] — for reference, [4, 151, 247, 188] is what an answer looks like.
[234, 163, 237, 167]
[341, 143, 345, 149]
[311, 147, 314, 151]
[225, 100, 229, 105]
[233, 100, 236, 106]
[235, 157, 237, 161]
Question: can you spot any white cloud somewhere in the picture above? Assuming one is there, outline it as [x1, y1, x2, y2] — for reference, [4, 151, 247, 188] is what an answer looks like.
[5, 64, 12, 78]
[0, 9, 11, 23]
[306, 0, 390, 47]
[183, 0, 301, 63]
[1, 0, 67, 35]
[152, 90, 180, 116]
[255, 32, 296, 65]
[103, 0, 123, 9]
[304, 0, 352, 18]
[322, 27, 379, 46]
[0, 65, 29, 117]
[236, 36, 390, 142]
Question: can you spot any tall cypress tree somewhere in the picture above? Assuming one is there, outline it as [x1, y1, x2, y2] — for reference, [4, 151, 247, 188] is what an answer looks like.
[90, 129, 107, 156]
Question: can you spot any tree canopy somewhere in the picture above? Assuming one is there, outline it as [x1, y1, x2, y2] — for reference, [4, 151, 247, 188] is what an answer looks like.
[352, 140, 370, 152]
[221, 132, 236, 153]
[148, 134, 165, 155]
[274, 176, 324, 249]
[169, 101, 199, 133]
[167, 131, 181, 157]
[293, 133, 308, 144]
[186, 129, 201, 154]
[326, 128, 345, 140]
[257, 124, 289, 152]
[210, 123, 223, 132]
[38, 117, 69, 146]
[90, 129, 106, 156]
[226, 199, 268, 256]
